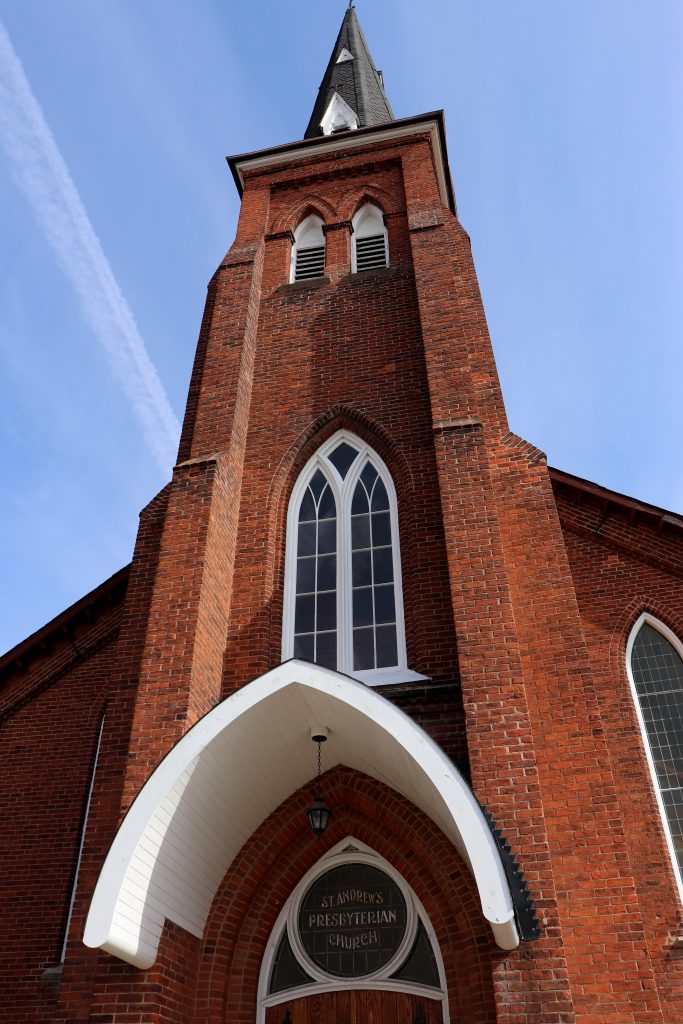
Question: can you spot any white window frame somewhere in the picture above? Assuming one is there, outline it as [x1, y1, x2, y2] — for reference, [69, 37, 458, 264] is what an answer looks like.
[626, 612, 683, 903]
[291, 214, 326, 283]
[351, 203, 389, 273]
[282, 430, 427, 686]
[256, 837, 448, 1024]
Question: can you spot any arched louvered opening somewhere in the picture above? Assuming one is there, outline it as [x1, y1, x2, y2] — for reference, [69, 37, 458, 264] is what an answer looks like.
[627, 614, 683, 900]
[291, 214, 326, 282]
[352, 203, 388, 273]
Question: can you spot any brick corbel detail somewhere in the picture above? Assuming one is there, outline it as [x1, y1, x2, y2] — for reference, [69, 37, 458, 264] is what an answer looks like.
[264, 229, 294, 244]
[322, 219, 354, 234]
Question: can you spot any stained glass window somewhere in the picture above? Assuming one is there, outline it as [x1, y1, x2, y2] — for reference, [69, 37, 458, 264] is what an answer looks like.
[631, 621, 683, 881]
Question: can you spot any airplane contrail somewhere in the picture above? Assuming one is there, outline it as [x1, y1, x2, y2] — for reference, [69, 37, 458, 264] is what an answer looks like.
[0, 20, 181, 471]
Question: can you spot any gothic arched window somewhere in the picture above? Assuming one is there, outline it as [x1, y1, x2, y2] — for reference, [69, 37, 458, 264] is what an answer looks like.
[283, 432, 424, 686]
[627, 614, 683, 899]
[352, 202, 389, 273]
[291, 214, 326, 282]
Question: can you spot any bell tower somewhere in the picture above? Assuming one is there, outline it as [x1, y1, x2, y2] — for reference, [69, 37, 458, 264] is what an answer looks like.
[61, 7, 672, 1024]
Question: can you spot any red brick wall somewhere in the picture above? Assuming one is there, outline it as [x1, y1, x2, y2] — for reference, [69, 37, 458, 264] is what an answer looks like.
[0, 624, 120, 1023]
[195, 767, 497, 1024]
[557, 488, 683, 1022]
[5, 122, 683, 1024]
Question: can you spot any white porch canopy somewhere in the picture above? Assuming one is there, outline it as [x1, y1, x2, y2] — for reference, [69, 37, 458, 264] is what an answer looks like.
[84, 660, 519, 968]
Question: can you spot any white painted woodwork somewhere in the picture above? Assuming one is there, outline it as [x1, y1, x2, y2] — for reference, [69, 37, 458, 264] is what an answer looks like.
[351, 203, 389, 272]
[320, 91, 359, 135]
[84, 660, 519, 968]
[291, 214, 326, 282]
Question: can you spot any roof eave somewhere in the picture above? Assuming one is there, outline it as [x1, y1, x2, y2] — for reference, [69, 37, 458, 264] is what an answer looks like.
[0, 565, 130, 682]
[550, 467, 683, 532]
[227, 111, 456, 215]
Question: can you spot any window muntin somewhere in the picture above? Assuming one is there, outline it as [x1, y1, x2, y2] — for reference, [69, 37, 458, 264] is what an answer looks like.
[628, 615, 683, 900]
[352, 203, 388, 272]
[351, 464, 398, 671]
[291, 214, 326, 282]
[293, 469, 337, 669]
[283, 431, 419, 685]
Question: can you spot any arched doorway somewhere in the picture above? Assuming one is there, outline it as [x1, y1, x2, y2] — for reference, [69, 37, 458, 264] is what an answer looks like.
[259, 840, 448, 1024]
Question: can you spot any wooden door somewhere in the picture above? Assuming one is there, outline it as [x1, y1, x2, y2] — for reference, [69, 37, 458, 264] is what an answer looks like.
[265, 989, 444, 1024]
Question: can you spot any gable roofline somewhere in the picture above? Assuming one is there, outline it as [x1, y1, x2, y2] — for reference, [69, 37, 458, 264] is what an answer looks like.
[0, 565, 130, 684]
[227, 110, 456, 214]
[549, 467, 683, 533]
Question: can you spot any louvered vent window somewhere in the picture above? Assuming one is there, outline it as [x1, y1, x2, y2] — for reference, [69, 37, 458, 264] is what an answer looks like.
[295, 245, 326, 281]
[352, 203, 389, 274]
[355, 233, 388, 272]
[291, 214, 326, 284]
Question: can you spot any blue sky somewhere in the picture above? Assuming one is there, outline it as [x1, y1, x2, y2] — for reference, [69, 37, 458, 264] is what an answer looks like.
[0, 1, 681, 654]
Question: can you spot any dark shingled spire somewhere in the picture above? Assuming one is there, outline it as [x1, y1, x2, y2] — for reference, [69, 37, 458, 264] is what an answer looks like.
[304, 4, 394, 139]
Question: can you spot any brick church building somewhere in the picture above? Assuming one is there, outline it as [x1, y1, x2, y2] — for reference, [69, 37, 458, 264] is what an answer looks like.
[2, 7, 683, 1022]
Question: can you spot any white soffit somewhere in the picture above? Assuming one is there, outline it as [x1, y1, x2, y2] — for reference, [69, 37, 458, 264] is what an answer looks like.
[83, 660, 519, 968]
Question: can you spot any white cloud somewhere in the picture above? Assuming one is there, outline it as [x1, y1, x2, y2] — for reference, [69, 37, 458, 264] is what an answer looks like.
[0, 19, 180, 472]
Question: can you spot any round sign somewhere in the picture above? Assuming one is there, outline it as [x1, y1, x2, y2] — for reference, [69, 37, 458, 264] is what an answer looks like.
[297, 862, 408, 978]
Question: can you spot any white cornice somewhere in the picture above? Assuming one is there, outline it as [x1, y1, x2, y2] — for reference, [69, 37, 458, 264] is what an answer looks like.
[231, 118, 452, 211]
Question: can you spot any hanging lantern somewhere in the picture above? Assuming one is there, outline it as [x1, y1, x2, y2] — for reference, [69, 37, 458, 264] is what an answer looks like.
[306, 729, 331, 838]
[306, 794, 332, 838]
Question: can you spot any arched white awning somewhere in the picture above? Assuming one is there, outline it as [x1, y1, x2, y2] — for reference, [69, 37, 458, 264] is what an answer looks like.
[84, 660, 519, 968]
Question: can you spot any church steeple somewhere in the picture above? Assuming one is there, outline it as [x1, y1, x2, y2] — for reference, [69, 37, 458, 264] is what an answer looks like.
[304, 4, 394, 139]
